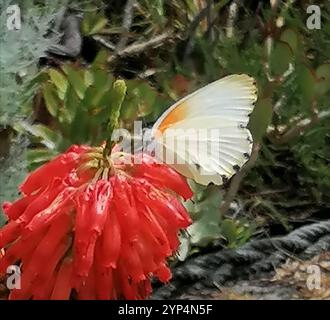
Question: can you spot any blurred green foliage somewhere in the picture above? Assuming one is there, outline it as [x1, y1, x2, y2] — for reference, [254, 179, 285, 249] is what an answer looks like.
[0, 0, 69, 125]
[1, 0, 329, 252]
[0, 0, 69, 216]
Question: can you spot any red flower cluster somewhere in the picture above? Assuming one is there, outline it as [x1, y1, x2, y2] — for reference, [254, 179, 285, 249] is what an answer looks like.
[0, 145, 193, 299]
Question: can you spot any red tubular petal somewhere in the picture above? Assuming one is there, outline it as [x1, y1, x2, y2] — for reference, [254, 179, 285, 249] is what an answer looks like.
[73, 190, 93, 285]
[95, 267, 113, 300]
[132, 183, 172, 252]
[8, 287, 31, 300]
[134, 179, 189, 228]
[166, 196, 192, 227]
[66, 145, 90, 154]
[137, 211, 171, 265]
[77, 266, 96, 300]
[51, 258, 73, 300]
[73, 181, 112, 278]
[155, 199, 188, 228]
[134, 235, 157, 274]
[19, 154, 73, 195]
[0, 221, 21, 248]
[145, 209, 180, 252]
[155, 262, 172, 283]
[2, 202, 11, 213]
[0, 226, 47, 274]
[33, 272, 57, 300]
[22, 188, 75, 234]
[138, 204, 171, 257]
[76, 234, 97, 279]
[8, 250, 52, 299]
[109, 268, 120, 300]
[132, 154, 193, 200]
[89, 180, 113, 236]
[138, 229, 163, 266]
[2, 195, 39, 221]
[22, 213, 71, 283]
[74, 185, 93, 252]
[94, 240, 113, 300]
[32, 237, 71, 298]
[138, 280, 152, 299]
[112, 176, 139, 241]
[100, 210, 121, 269]
[10, 257, 36, 300]
[17, 178, 66, 226]
[167, 230, 180, 251]
[117, 262, 138, 300]
[20, 145, 88, 195]
[122, 243, 146, 282]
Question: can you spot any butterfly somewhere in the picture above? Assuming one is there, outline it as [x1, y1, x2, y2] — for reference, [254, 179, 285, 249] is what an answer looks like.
[147, 74, 258, 186]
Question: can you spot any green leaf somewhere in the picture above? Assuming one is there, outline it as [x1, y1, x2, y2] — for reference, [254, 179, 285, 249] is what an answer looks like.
[91, 49, 109, 70]
[61, 84, 80, 124]
[121, 80, 160, 121]
[120, 102, 138, 121]
[185, 187, 222, 246]
[48, 68, 68, 100]
[249, 97, 273, 142]
[89, 16, 107, 35]
[297, 65, 316, 103]
[269, 41, 294, 76]
[315, 63, 330, 96]
[92, 68, 113, 92]
[97, 90, 113, 113]
[81, 86, 98, 111]
[69, 110, 90, 143]
[82, 12, 107, 35]
[280, 28, 299, 53]
[220, 219, 256, 248]
[82, 71, 113, 111]
[221, 219, 238, 247]
[61, 65, 87, 100]
[27, 148, 58, 170]
[84, 69, 94, 87]
[24, 71, 48, 92]
[42, 82, 60, 117]
[133, 82, 157, 116]
[19, 122, 62, 150]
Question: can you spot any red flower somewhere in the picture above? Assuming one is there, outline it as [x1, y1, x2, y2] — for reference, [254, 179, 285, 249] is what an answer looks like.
[0, 145, 192, 300]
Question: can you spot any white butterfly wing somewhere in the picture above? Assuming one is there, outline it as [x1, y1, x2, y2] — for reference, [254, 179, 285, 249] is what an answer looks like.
[151, 74, 257, 185]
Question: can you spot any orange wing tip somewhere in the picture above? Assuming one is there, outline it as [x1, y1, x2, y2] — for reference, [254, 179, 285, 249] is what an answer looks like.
[157, 101, 188, 133]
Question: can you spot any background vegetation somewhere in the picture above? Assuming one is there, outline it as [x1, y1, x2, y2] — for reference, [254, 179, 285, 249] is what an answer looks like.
[0, 0, 329, 259]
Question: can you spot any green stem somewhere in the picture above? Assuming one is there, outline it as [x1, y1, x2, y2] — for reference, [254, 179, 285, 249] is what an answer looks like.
[103, 79, 127, 157]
